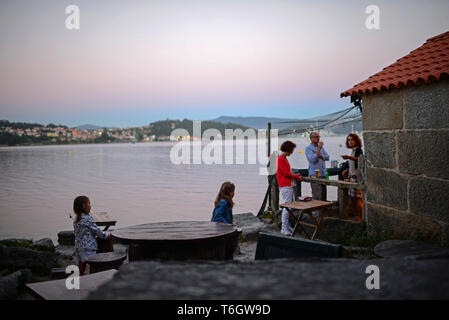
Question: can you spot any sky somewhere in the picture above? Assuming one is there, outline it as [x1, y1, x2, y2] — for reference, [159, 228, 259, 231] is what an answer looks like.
[0, 0, 448, 127]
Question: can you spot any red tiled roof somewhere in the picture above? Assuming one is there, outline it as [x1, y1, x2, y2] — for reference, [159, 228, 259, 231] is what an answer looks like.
[341, 31, 449, 98]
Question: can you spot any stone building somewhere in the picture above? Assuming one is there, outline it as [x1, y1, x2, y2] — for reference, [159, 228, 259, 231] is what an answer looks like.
[341, 31, 449, 246]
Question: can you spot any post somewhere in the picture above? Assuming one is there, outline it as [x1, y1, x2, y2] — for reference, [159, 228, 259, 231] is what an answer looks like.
[267, 122, 273, 210]
[270, 175, 279, 212]
[358, 155, 368, 223]
[267, 122, 271, 157]
[320, 185, 327, 201]
[294, 182, 302, 199]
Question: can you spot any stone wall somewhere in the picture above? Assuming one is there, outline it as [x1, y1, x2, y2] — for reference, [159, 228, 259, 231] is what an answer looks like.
[362, 79, 449, 246]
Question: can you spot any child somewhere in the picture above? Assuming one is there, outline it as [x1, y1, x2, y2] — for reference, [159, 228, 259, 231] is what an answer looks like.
[211, 182, 235, 224]
[73, 195, 110, 275]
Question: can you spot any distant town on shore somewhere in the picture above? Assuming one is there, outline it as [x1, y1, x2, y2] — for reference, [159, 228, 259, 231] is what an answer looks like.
[0, 116, 362, 146]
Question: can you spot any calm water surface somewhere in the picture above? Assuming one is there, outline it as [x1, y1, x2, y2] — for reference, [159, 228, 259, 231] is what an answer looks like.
[0, 137, 355, 241]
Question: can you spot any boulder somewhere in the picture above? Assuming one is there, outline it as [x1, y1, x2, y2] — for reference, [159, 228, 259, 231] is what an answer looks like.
[0, 238, 34, 248]
[33, 238, 55, 252]
[233, 213, 272, 241]
[57, 231, 75, 246]
[0, 245, 57, 275]
[55, 245, 75, 261]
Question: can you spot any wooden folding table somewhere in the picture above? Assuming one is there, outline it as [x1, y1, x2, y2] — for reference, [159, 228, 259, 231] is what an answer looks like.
[280, 200, 333, 240]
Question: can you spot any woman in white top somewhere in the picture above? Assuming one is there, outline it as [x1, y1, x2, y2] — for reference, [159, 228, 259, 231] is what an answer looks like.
[341, 133, 363, 222]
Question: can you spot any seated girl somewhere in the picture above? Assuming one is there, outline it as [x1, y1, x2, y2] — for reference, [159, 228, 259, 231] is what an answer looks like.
[211, 182, 235, 224]
[73, 195, 111, 275]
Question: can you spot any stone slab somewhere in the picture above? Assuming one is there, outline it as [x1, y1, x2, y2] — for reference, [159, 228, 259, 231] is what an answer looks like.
[87, 258, 449, 299]
[374, 240, 449, 259]
[26, 269, 118, 300]
[367, 203, 443, 243]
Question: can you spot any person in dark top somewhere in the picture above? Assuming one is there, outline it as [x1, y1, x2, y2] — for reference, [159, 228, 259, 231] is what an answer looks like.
[211, 182, 235, 224]
[341, 133, 364, 222]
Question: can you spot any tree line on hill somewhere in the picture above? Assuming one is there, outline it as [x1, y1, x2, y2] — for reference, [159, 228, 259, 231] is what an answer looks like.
[0, 118, 251, 146]
[0, 120, 68, 130]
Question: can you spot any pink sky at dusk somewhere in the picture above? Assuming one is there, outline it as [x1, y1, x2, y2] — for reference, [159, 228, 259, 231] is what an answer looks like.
[1, 0, 448, 126]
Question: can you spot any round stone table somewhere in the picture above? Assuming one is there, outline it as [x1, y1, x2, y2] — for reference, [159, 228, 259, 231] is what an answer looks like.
[112, 221, 240, 261]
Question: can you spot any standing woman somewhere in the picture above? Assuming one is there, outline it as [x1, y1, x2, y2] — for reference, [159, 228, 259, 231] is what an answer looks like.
[276, 141, 302, 235]
[341, 133, 364, 222]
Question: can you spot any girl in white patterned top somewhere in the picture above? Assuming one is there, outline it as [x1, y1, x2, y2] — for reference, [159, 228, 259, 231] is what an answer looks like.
[73, 195, 110, 275]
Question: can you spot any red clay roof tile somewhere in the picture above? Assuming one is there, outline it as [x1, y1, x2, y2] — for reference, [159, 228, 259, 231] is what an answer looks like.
[341, 31, 449, 98]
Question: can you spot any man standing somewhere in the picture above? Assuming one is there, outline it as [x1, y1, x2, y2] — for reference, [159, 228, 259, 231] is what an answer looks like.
[305, 132, 330, 203]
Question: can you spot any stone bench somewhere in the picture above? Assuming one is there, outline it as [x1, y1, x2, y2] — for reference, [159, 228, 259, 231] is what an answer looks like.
[26, 269, 117, 300]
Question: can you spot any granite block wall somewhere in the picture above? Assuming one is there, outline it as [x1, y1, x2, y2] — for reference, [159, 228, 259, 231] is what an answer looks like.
[362, 79, 449, 246]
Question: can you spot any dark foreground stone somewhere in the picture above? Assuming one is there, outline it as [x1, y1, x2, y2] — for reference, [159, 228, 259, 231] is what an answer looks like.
[88, 258, 449, 299]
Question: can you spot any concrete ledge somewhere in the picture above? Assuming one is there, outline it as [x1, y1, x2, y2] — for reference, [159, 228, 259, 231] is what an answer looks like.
[367, 203, 443, 244]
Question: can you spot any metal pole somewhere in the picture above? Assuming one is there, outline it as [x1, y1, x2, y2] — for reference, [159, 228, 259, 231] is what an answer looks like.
[267, 122, 271, 156]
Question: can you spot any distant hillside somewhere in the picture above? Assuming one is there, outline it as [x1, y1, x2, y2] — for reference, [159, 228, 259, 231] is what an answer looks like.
[75, 124, 103, 130]
[148, 119, 250, 137]
[210, 115, 363, 135]
[209, 116, 300, 130]
[74, 124, 118, 130]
